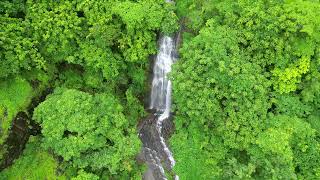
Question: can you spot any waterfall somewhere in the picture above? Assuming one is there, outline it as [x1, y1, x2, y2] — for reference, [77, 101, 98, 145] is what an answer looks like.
[150, 36, 175, 120]
[139, 1, 179, 180]
[150, 36, 176, 166]
[147, 35, 178, 179]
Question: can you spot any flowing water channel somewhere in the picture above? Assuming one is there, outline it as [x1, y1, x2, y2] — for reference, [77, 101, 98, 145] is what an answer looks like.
[139, 35, 179, 180]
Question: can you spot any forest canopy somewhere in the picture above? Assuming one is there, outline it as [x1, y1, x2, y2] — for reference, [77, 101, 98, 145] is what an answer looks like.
[171, 0, 320, 179]
[1, 0, 320, 179]
[0, 0, 177, 179]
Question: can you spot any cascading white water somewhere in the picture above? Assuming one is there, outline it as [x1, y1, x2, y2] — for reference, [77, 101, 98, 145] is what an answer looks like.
[150, 36, 175, 119]
[149, 36, 178, 179]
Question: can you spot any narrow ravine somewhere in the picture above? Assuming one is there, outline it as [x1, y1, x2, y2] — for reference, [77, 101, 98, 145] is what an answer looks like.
[139, 35, 179, 180]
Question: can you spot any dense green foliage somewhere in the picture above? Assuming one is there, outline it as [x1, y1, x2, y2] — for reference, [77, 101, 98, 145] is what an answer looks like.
[1, 0, 320, 179]
[0, 0, 178, 179]
[171, 0, 320, 179]
[0, 136, 65, 180]
[33, 88, 142, 178]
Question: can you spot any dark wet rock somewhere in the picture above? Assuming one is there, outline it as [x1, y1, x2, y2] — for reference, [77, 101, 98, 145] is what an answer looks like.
[139, 113, 176, 180]
[161, 115, 174, 140]
[139, 114, 163, 158]
[0, 112, 29, 170]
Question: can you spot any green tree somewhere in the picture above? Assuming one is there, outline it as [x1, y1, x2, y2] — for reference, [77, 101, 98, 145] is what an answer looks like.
[171, 0, 320, 179]
[33, 88, 142, 178]
[0, 136, 66, 180]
